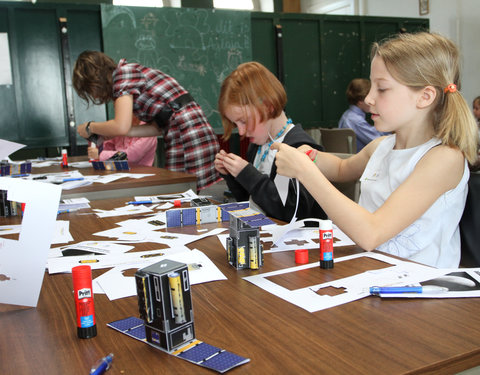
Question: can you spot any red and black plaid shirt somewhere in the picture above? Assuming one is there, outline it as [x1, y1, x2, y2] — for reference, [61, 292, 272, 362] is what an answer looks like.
[112, 59, 220, 190]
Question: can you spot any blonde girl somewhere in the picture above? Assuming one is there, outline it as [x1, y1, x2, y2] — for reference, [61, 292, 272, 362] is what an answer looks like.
[272, 32, 478, 268]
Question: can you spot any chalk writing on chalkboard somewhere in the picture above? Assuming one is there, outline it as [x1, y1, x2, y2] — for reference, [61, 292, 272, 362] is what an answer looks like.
[101, 5, 252, 130]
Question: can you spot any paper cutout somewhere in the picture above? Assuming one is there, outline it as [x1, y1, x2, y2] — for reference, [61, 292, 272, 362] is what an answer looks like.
[0, 139, 25, 160]
[274, 174, 290, 206]
[0, 177, 61, 307]
[243, 252, 444, 312]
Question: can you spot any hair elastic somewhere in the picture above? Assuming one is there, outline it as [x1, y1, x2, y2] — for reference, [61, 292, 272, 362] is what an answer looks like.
[305, 149, 318, 164]
[444, 83, 457, 94]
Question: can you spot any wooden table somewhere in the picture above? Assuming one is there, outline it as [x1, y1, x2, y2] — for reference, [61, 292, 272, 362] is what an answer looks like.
[1, 197, 480, 374]
[31, 158, 197, 200]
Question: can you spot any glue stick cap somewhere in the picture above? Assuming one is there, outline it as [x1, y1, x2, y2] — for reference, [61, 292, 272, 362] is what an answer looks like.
[319, 219, 333, 230]
[72, 265, 92, 288]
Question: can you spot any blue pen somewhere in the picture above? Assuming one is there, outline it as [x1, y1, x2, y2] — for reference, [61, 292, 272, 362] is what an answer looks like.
[11, 173, 29, 178]
[57, 208, 79, 214]
[90, 353, 114, 375]
[127, 200, 153, 205]
[63, 177, 84, 182]
[369, 286, 449, 295]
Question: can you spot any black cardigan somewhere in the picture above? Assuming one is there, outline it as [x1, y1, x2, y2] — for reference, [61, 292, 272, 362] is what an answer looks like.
[222, 125, 327, 222]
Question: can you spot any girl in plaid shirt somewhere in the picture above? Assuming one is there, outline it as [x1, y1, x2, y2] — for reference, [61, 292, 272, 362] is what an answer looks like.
[73, 50, 220, 190]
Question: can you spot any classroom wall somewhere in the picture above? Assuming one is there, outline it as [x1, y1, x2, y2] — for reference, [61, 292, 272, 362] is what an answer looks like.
[3, 1, 449, 160]
[362, 0, 480, 108]
[298, 0, 480, 109]
[0, 2, 105, 158]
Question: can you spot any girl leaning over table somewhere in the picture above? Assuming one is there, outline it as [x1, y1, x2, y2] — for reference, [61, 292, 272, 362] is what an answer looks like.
[72, 50, 220, 190]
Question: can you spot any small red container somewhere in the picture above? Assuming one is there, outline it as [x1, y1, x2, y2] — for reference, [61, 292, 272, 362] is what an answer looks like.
[295, 249, 309, 264]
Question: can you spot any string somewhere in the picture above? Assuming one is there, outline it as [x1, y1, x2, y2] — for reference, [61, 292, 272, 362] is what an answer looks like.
[254, 118, 292, 169]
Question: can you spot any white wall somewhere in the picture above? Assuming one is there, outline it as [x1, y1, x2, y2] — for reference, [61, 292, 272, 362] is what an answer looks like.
[362, 0, 480, 108]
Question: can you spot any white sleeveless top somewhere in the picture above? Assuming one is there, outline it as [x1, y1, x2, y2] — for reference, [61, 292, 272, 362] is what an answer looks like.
[358, 135, 469, 268]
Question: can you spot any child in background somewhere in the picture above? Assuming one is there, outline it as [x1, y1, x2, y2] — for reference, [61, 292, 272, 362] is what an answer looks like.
[473, 96, 480, 125]
[87, 116, 157, 166]
[73, 51, 219, 190]
[215, 61, 326, 222]
[272, 32, 478, 268]
[338, 78, 387, 151]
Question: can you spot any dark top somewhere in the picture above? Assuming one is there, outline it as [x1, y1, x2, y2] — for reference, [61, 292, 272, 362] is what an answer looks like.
[222, 124, 327, 222]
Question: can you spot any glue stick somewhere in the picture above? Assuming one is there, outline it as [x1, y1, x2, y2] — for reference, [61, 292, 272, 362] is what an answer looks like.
[88, 142, 97, 162]
[72, 265, 97, 338]
[319, 219, 334, 269]
[61, 149, 68, 168]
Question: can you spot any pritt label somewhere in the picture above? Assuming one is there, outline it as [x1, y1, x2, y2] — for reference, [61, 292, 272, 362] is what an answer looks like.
[322, 231, 333, 240]
[77, 288, 92, 299]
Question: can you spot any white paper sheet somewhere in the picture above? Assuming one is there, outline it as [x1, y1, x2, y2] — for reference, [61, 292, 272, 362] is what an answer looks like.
[133, 189, 199, 203]
[51, 220, 74, 244]
[0, 177, 61, 307]
[49, 241, 134, 258]
[93, 205, 154, 218]
[0, 139, 25, 159]
[243, 252, 443, 313]
[47, 247, 189, 274]
[0, 224, 21, 236]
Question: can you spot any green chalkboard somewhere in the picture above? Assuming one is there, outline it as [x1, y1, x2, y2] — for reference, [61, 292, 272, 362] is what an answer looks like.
[101, 5, 252, 131]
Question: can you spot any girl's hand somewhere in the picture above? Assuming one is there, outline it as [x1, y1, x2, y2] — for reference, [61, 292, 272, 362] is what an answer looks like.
[87, 146, 99, 160]
[214, 150, 229, 175]
[77, 122, 89, 138]
[271, 142, 312, 179]
[220, 152, 248, 178]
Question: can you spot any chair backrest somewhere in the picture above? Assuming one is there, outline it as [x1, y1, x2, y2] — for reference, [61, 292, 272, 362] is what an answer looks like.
[459, 171, 480, 267]
[319, 128, 357, 154]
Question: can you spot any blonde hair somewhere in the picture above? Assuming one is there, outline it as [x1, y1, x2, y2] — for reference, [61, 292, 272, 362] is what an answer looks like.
[218, 61, 287, 140]
[73, 51, 117, 105]
[346, 78, 371, 105]
[371, 32, 478, 164]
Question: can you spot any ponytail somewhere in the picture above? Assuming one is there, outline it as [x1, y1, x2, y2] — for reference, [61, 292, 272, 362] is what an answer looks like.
[435, 90, 478, 165]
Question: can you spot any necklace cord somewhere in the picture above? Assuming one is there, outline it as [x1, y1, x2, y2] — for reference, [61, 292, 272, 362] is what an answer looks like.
[255, 118, 293, 169]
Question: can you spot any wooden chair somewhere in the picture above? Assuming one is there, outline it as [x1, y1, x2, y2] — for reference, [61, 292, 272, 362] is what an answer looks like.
[460, 171, 480, 267]
[319, 128, 357, 154]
